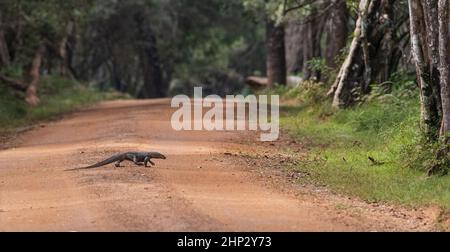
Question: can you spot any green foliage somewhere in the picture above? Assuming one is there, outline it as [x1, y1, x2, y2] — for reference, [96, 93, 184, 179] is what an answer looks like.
[242, 0, 284, 23]
[345, 0, 360, 16]
[242, 0, 321, 23]
[278, 77, 450, 209]
[266, 79, 329, 106]
[1, 0, 91, 68]
[160, 0, 266, 96]
[0, 66, 24, 78]
[85, 0, 266, 96]
[307, 58, 335, 83]
[366, 71, 417, 102]
[0, 86, 27, 128]
[401, 138, 450, 176]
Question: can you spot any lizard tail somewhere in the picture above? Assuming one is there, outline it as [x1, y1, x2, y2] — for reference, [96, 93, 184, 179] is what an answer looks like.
[65, 154, 123, 171]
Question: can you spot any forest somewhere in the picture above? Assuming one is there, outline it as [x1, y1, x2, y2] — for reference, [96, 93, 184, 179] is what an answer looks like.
[0, 0, 450, 231]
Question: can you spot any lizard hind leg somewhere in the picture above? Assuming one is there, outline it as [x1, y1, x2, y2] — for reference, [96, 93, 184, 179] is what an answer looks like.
[132, 155, 141, 166]
[115, 160, 122, 167]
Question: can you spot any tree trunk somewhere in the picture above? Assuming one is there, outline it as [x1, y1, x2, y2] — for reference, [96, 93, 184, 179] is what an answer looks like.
[111, 45, 128, 93]
[325, 0, 348, 69]
[407, 0, 450, 174]
[328, 0, 401, 108]
[0, 12, 10, 67]
[303, 4, 330, 80]
[25, 45, 46, 106]
[372, 0, 395, 83]
[328, 0, 371, 107]
[438, 0, 450, 138]
[134, 11, 165, 98]
[424, 0, 443, 123]
[408, 0, 441, 138]
[57, 22, 77, 78]
[302, 7, 326, 81]
[266, 20, 286, 87]
[285, 21, 304, 74]
[360, 0, 372, 92]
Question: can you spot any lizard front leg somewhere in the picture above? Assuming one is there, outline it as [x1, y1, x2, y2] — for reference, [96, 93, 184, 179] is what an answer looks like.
[144, 157, 155, 167]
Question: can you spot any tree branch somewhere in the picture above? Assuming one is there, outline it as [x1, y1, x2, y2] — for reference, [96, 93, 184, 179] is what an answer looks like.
[0, 74, 27, 91]
[283, 0, 318, 15]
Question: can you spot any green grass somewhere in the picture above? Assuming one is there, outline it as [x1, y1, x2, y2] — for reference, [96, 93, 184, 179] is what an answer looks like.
[278, 82, 450, 210]
[0, 75, 128, 132]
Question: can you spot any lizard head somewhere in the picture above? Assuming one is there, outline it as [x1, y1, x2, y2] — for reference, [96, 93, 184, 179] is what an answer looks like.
[149, 152, 166, 159]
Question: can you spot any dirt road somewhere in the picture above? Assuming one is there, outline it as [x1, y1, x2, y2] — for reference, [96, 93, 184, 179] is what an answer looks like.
[0, 99, 437, 231]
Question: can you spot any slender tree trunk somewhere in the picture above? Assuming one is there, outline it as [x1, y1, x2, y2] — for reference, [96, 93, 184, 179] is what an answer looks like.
[304, 22, 324, 80]
[58, 22, 76, 77]
[0, 28, 10, 67]
[66, 22, 78, 79]
[424, 0, 443, 122]
[266, 20, 286, 87]
[10, 16, 23, 64]
[302, 19, 315, 80]
[360, 0, 372, 92]
[302, 7, 326, 81]
[0, 12, 10, 67]
[438, 0, 450, 137]
[110, 45, 127, 93]
[59, 35, 68, 76]
[46, 56, 52, 75]
[25, 45, 46, 106]
[373, 0, 395, 83]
